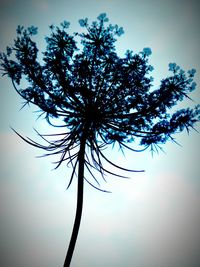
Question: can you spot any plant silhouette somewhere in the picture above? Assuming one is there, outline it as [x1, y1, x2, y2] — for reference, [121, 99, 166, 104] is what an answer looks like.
[1, 13, 200, 267]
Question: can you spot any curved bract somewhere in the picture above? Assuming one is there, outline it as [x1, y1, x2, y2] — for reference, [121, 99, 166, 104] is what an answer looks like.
[0, 13, 200, 189]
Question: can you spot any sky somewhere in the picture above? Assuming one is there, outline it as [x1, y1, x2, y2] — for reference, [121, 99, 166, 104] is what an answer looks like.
[0, 0, 200, 267]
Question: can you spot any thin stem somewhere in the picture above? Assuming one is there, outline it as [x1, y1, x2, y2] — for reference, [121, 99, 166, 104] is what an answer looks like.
[63, 135, 86, 267]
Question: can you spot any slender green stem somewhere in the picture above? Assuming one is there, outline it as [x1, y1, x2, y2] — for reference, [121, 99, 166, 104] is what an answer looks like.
[63, 135, 86, 267]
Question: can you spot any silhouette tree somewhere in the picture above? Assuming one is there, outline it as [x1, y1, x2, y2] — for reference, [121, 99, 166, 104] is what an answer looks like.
[1, 13, 200, 267]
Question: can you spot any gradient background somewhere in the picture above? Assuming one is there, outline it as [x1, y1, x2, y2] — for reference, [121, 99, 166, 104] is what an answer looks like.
[0, 0, 200, 266]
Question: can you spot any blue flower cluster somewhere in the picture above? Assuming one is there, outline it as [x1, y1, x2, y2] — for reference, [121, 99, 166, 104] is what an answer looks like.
[142, 47, 152, 57]
[0, 13, 199, 185]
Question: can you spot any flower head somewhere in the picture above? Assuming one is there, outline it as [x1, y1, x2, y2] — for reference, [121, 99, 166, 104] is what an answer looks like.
[97, 13, 109, 22]
[188, 68, 196, 77]
[61, 20, 70, 29]
[142, 47, 152, 57]
[1, 14, 199, 190]
[169, 62, 180, 73]
[79, 18, 88, 27]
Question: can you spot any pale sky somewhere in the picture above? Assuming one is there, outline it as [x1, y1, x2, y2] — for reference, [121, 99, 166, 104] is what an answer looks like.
[0, 1, 200, 267]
